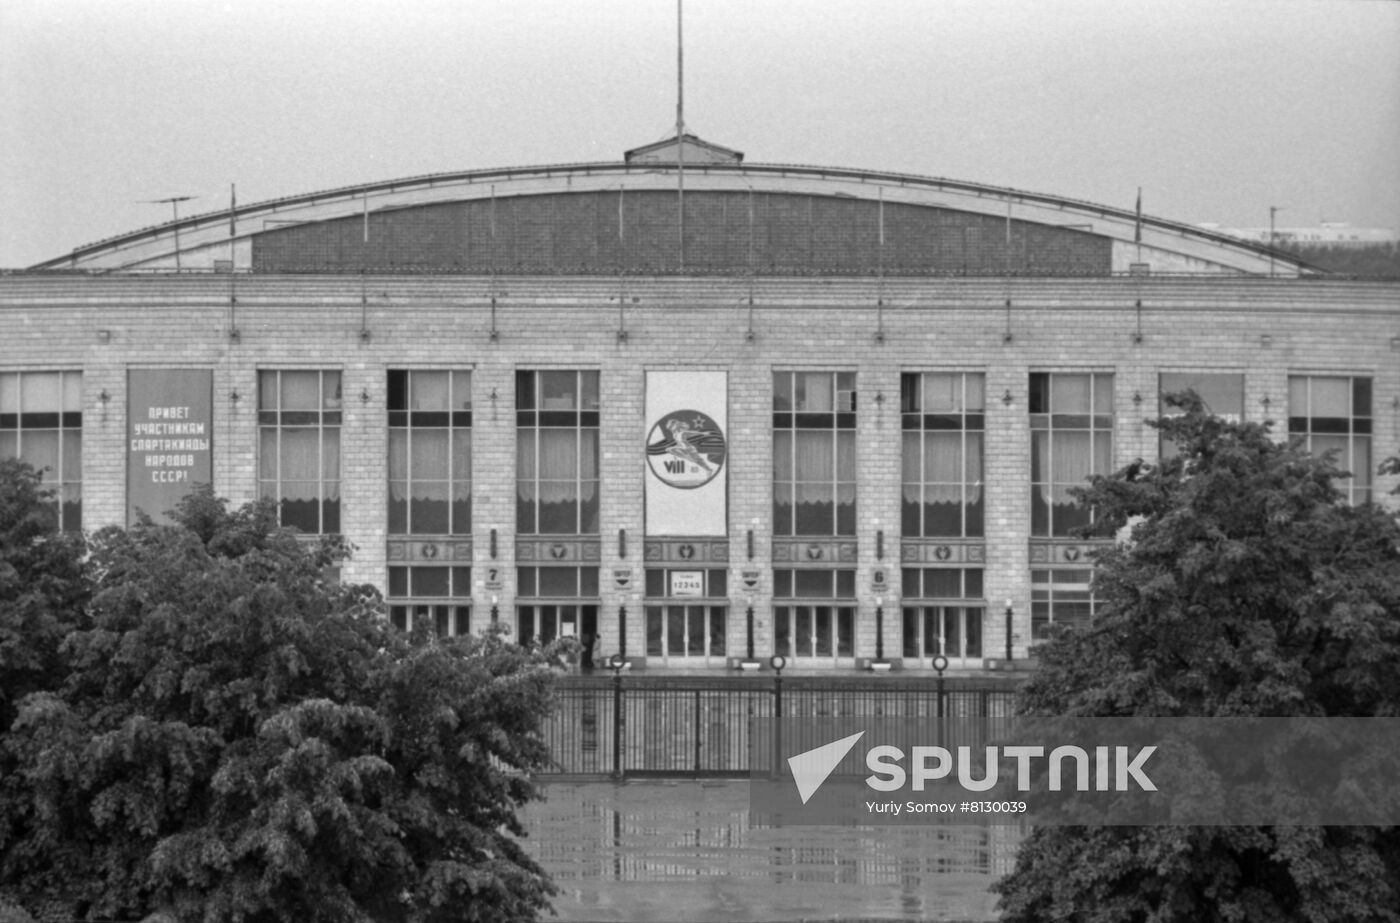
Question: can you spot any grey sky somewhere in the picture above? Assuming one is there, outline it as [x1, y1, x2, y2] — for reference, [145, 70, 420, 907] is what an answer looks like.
[2, 0, 1397, 268]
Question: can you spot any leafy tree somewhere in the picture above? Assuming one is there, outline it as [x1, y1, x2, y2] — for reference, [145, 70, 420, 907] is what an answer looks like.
[1, 486, 562, 923]
[0, 458, 88, 734]
[994, 396, 1400, 922]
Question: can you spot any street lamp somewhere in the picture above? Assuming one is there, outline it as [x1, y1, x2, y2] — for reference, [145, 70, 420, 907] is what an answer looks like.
[933, 654, 949, 720]
[874, 595, 885, 662]
[745, 595, 756, 660]
[770, 654, 788, 777]
[1004, 598, 1014, 662]
[609, 653, 628, 777]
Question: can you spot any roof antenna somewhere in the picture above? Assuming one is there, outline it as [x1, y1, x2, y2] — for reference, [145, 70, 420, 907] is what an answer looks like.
[144, 195, 196, 271]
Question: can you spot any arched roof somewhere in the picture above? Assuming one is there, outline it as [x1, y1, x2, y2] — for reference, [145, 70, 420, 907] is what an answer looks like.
[29, 146, 1313, 277]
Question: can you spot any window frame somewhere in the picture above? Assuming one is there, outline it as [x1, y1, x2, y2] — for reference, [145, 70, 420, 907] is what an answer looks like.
[0, 370, 83, 531]
[772, 370, 857, 537]
[1030, 372, 1114, 538]
[772, 567, 857, 661]
[900, 372, 986, 538]
[516, 370, 601, 535]
[257, 369, 342, 534]
[1288, 374, 1373, 504]
[388, 369, 473, 536]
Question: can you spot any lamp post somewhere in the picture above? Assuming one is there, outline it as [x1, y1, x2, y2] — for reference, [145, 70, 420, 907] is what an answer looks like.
[933, 654, 949, 723]
[1004, 597, 1014, 663]
[746, 595, 755, 661]
[609, 653, 629, 777]
[618, 603, 627, 659]
[874, 595, 885, 661]
[770, 655, 787, 777]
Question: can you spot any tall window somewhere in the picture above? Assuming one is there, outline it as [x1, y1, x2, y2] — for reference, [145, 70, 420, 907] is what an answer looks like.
[388, 566, 471, 638]
[1031, 569, 1095, 645]
[902, 568, 984, 664]
[388, 370, 471, 535]
[517, 371, 600, 535]
[0, 371, 82, 530]
[901, 372, 984, 537]
[1159, 372, 1244, 458]
[773, 371, 856, 536]
[1030, 373, 1113, 537]
[1289, 375, 1372, 504]
[645, 568, 727, 664]
[773, 569, 856, 661]
[516, 566, 598, 648]
[258, 370, 341, 534]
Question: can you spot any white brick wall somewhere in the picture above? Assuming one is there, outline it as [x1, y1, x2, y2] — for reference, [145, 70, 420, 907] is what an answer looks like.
[3, 275, 1396, 669]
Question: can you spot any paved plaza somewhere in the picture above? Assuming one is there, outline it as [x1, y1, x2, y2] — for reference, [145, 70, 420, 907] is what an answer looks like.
[524, 781, 1024, 922]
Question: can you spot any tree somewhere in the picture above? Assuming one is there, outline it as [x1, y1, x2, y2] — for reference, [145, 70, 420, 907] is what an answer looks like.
[0, 458, 88, 734]
[1, 486, 564, 923]
[994, 396, 1400, 922]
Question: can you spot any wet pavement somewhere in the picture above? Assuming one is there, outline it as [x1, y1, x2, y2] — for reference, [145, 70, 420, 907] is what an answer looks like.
[522, 780, 1023, 922]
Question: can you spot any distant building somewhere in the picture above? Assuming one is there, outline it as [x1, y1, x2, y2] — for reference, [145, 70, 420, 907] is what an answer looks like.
[1200, 222, 1398, 248]
[3, 135, 1397, 672]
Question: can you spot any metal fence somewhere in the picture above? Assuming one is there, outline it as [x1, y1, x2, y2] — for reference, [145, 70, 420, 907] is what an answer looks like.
[542, 674, 1024, 777]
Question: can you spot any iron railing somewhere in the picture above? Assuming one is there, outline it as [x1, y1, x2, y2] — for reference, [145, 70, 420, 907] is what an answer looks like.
[541, 674, 1023, 777]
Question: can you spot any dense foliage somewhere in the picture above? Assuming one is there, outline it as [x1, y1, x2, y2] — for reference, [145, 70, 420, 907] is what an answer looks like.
[0, 478, 562, 923]
[0, 459, 88, 736]
[995, 397, 1400, 922]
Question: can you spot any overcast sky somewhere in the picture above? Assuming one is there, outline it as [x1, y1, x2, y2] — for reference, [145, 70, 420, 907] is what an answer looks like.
[1, 0, 1397, 268]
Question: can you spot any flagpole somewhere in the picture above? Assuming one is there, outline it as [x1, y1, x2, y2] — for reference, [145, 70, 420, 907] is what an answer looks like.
[1135, 187, 1142, 261]
[676, 0, 685, 270]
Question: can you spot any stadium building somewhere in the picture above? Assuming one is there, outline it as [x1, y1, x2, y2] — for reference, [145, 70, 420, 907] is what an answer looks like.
[4, 135, 1396, 672]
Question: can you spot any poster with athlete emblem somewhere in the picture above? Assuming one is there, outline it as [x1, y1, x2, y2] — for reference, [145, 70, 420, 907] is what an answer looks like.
[645, 370, 727, 535]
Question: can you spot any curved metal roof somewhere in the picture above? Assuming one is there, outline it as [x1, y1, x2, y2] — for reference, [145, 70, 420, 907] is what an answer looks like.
[29, 158, 1313, 276]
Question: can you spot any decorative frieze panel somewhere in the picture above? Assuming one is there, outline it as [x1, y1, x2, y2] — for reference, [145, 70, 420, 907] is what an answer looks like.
[386, 538, 473, 562]
[643, 538, 730, 563]
[1027, 540, 1109, 565]
[515, 538, 603, 562]
[771, 540, 858, 563]
[900, 541, 986, 565]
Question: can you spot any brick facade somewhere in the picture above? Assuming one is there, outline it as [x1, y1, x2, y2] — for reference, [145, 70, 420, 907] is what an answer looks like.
[3, 272, 1395, 674]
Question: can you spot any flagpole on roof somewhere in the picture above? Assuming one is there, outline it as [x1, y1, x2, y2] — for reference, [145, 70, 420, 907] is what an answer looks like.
[676, 0, 686, 270]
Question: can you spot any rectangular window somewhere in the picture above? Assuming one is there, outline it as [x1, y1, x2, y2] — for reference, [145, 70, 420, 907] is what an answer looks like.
[516, 565, 599, 650]
[901, 373, 985, 537]
[1159, 372, 1244, 458]
[773, 371, 856, 536]
[900, 567, 984, 664]
[644, 568, 727, 663]
[258, 370, 341, 533]
[0, 371, 82, 531]
[387, 565, 471, 638]
[388, 370, 471, 535]
[773, 568, 856, 660]
[645, 606, 728, 661]
[1288, 375, 1373, 504]
[1030, 372, 1114, 537]
[516, 370, 600, 535]
[1031, 568, 1095, 644]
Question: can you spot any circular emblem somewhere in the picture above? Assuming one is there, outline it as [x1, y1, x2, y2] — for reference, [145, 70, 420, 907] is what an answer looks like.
[646, 410, 727, 489]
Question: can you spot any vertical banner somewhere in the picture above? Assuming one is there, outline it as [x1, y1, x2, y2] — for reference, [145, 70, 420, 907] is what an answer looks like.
[645, 370, 727, 536]
[127, 369, 213, 525]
